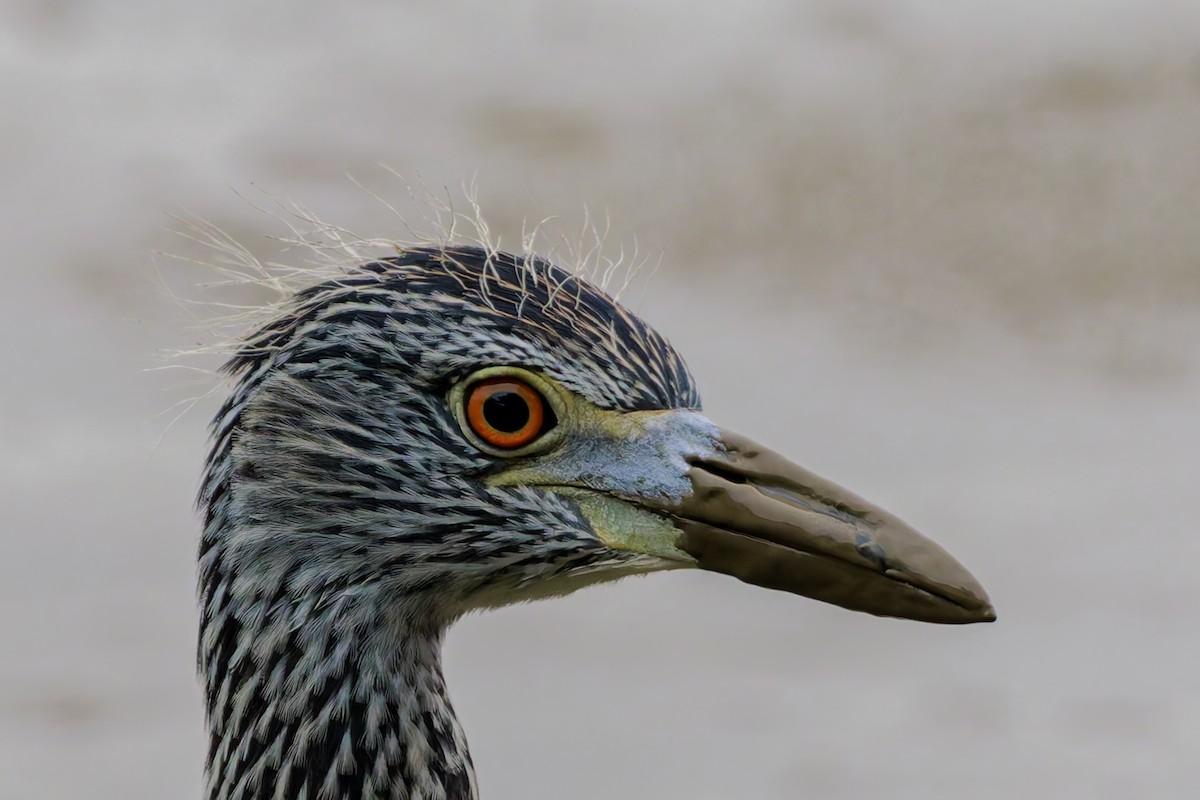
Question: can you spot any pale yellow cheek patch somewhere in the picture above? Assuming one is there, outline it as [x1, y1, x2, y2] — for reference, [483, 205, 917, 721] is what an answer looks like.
[558, 488, 696, 564]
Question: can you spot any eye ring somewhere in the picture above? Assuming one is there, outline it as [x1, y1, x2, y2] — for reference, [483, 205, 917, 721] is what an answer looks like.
[463, 375, 555, 451]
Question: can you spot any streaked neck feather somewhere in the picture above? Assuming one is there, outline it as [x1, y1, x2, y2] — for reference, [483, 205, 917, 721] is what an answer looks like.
[199, 546, 477, 800]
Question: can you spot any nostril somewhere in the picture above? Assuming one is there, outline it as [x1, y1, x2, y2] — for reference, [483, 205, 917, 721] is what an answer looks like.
[690, 459, 748, 485]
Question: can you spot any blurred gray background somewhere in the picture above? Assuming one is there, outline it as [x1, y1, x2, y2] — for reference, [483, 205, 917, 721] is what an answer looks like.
[2, 1, 1198, 798]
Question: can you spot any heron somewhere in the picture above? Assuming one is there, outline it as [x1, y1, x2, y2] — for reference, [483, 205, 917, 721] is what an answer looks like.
[198, 244, 994, 800]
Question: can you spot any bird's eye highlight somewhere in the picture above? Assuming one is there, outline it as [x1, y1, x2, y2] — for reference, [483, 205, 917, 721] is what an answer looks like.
[465, 377, 554, 450]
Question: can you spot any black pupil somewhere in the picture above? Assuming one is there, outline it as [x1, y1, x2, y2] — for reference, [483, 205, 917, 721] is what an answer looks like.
[482, 389, 531, 433]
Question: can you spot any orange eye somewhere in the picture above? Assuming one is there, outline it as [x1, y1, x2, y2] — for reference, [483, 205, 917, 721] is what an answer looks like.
[465, 377, 553, 450]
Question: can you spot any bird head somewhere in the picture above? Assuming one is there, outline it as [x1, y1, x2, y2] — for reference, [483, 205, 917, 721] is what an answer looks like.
[200, 245, 993, 629]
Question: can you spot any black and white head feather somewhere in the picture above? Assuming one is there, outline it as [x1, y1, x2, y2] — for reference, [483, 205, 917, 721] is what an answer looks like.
[195, 209, 699, 800]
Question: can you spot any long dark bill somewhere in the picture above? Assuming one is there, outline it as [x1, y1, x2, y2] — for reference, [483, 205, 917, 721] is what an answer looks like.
[674, 429, 995, 624]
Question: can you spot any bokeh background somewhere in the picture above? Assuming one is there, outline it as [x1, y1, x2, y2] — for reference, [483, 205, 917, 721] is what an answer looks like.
[2, 1, 1198, 798]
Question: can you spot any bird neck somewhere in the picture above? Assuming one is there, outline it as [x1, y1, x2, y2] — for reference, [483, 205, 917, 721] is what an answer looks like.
[199, 551, 477, 800]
